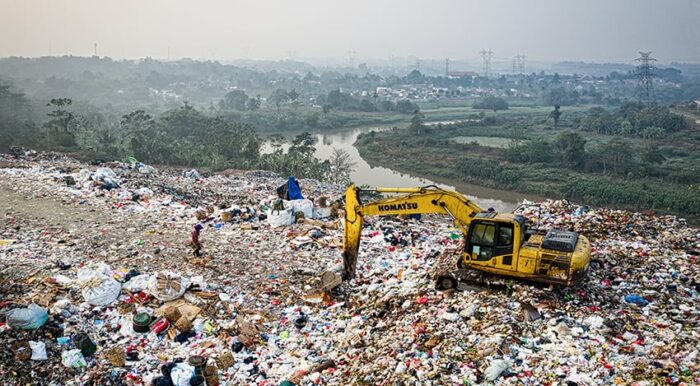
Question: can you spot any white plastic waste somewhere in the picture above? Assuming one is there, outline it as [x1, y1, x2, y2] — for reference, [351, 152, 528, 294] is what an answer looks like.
[137, 163, 156, 174]
[123, 274, 151, 292]
[313, 206, 332, 219]
[268, 201, 294, 228]
[183, 169, 200, 179]
[77, 264, 121, 306]
[95, 167, 119, 184]
[441, 312, 460, 322]
[61, 349, 87, 368]
[290, 199, 313, 219]
[484, 359, 511, 381]
[148, 271, 190, 301]
[170, 363, 196, 386]
[29, 341, 48, 360]
[134, 187, 154, 199]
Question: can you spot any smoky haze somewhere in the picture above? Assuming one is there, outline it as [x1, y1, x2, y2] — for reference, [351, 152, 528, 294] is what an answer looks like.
[0, 0, 699, 63]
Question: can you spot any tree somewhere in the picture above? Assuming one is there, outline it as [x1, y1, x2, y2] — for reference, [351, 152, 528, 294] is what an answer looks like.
[121, 110, 157, 160]
[641, 126, 664, 141]
[396, 99, 418, 114]
[409, 110, 425, 135]
[0, 83, 35, 150]
[620, 120, 635, 136]
[472, 96, 508, 112]
[269, 89, 289, 112]
[540, 87, 579, 106]
[268, 133, 286, 151]
[581, 106, 614, 134]
[555, 131, 586, 169]
[289, 132, 316, 157]
[288, 89, 299, 103]
[246, 95, 261, 111]
[641, 142, 665, 164]
[549, 105, 562, 128]
[595, 139, 634, 174]
[326, 148, 357, 185]
[220, 89, 249, 111]
[45, 98, 76, 133]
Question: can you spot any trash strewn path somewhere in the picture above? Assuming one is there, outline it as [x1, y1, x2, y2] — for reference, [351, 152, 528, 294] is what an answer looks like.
[1, 152, 698, 386]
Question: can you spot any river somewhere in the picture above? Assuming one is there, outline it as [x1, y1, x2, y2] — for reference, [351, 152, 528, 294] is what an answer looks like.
[262, 125, 543, 212]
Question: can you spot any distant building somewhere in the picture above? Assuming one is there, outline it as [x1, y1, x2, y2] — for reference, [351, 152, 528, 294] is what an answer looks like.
[447, 71, 478, 78]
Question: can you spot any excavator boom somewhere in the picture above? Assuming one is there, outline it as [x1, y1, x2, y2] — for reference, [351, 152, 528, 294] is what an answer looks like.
[343, 184, 483, 278]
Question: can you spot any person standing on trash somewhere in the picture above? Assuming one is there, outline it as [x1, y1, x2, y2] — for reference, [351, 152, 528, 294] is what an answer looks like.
[190, 224, 203, 256]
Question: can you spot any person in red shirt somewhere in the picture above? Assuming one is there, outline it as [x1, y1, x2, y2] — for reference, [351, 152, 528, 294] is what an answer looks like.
[190, 224, 203, 256]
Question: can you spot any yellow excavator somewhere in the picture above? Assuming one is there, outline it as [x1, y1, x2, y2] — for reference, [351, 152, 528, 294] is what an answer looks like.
[341, 184, 591, 288]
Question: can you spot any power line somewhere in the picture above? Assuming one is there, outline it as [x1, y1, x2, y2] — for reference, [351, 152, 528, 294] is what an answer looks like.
[480, 49, 493, 77]
[635, 51, 656, 107]
[347, 50, 356, 68]
[517, 53, 526, 73]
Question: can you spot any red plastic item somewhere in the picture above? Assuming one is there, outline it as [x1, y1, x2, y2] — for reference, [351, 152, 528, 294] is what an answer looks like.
[150, 317, 170, 334]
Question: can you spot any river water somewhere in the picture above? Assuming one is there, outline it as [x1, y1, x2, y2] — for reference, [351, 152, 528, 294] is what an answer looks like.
[262, 125, 542, 212]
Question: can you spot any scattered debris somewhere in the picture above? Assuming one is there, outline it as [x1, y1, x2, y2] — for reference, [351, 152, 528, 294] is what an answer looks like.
[0, 152, 698, 385]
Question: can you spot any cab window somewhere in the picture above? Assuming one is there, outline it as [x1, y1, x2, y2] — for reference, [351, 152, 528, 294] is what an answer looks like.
[469, 222, 495, 261]
[498, 225, 513, 246]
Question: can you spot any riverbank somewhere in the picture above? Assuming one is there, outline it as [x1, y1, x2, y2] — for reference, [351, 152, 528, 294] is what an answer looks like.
[355, 126, 700, 224]
[262, 118, 534, 212]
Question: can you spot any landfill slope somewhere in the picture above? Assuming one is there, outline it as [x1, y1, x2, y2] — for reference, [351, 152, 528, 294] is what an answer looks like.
[1, 152, 698, 386]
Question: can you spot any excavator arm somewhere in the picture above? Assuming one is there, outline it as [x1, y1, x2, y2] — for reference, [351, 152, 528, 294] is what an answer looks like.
[342, 184, 484, 279]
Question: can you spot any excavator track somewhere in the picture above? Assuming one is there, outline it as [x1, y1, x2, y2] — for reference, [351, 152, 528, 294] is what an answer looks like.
[432, 249, 512, 292]
[435, 266, 512, 292]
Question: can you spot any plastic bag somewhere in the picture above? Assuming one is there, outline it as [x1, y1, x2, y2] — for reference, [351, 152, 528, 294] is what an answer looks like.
[77, 265, 121, 306]
[134, 187, 154, 199]
[313, 207, 332, 219]
[484, 359, 510, 381]
[62, 349, 87, 368]
[290, 199, 313, 219]
[268, 202, 293, 228]
[137, 163, 156, 174]
[183, 169, 200, 179]
[123, 274, 151, 292]
[95, 167, 119, 185]
[30, 341, 48, 360]
[624, 294, 649, 306]
[170, 363, 195, 386]
[7, 304, 49, 330]
[148, 271, 190, 301]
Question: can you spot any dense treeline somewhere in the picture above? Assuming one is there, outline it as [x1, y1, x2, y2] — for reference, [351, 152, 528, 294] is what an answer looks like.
[562, 176, 700, 215]
[0, 80, 359, 182]
[580, 102, 688, 136]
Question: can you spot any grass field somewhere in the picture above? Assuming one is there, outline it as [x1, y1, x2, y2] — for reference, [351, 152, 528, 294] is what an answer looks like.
[450, 136, 513, 148]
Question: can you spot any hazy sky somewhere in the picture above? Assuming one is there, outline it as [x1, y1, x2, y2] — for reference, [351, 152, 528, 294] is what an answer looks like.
[1, 0, 699, 64]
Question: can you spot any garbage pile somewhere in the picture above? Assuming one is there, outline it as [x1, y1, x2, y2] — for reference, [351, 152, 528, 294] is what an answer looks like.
[1, 152, 698, 385]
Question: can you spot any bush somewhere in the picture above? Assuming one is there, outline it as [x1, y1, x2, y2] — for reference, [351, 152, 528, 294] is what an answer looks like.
[561, 176, 700, 216]
[473, 96, 508, 111]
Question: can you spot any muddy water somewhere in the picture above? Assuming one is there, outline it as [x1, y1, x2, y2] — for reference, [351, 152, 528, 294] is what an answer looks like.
[262, 125, 543, 212]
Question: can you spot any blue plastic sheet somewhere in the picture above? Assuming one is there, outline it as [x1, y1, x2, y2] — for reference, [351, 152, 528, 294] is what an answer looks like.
[287, 177, 303, 200]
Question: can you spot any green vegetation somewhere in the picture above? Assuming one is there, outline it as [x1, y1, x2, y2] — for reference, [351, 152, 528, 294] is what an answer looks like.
[451, 136, 512, 148]
[473, 96, 508, 112]
[3, 56, 700, 219]
[356, 104, 700, 218]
